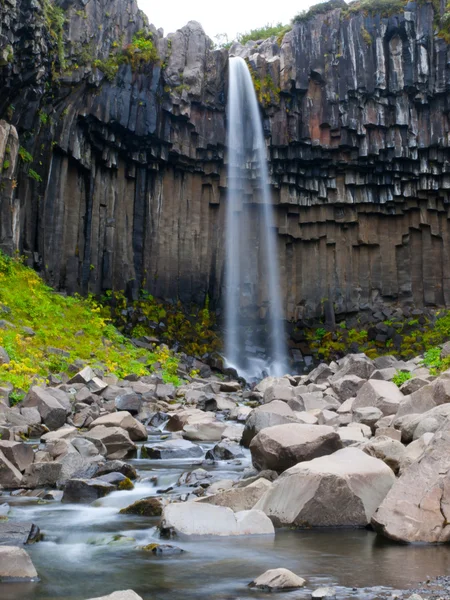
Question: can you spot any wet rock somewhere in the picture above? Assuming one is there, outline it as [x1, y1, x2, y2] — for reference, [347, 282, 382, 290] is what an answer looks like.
[0, 546, 38, 581]
[255, 448, 395, 527]
[89, 411, 147, 441]
[249, 567, 306, 590]
[206, 441, 244, 461]
[0, 521, 41, 545]
[219, 381, 241, 393]
[161, 502, 274, 536]
[372, 425, 450, 542]
[165, 409, 214, 432]
[312, 588, 336, 599]
[120, 497, 163, 516]
[21, 386, 67, 430]
[96, 460, 138, 480]
[143, 439, 203, 459]
[198, 478, 271, 512]
[242, 401, 299, 447]
[250, 424, 342, 473]
[62, 478, 116, 504]
[141, 543, 183, 555]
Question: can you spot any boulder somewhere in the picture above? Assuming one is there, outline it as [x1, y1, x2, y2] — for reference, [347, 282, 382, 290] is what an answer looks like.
[242, 401, 299, 447]
[21, 386, 67, 430]
[89, 412, 147, 441]
[161, 503, 274, 536]
[330, 375, 365, 401]
[307, 363, 334, 385]
[250, 424, 342, 473]
[115, 393, 142, 415]
[263, 381, 294, 404]
[249, 568, 306, 590]
[165, 408, 214, 432]
[312, 587, 337, 599]
[95, 460, 137, 480]
[399, 433, 434, 474]
[21, 462, 63, 488]
[67, 366, 95, 385]
[0, 546, 38, 580]
[198, 479, 271, 512]
[0, 448, 23, 488]
[61, 478, 116, 504]
[119, 498, 163, 516]
[206, 441, 244, 461]
[331, 355, 375, 381]
[84, 426, 137, 459]
[353, 380, 404, 416]
[85, 592, 143, 600]
[183, 421, 227, 441]
[352, 407, 383, 430]
[143, 439, 203, 459]
[372, 426, 450, 542]
[255, 448, 395, 527]
[363, 436, 406, 474]
[0, 521, 40, 545]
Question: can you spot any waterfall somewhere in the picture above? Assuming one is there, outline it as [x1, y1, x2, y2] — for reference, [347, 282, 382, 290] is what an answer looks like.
[224, 56, 288, 380]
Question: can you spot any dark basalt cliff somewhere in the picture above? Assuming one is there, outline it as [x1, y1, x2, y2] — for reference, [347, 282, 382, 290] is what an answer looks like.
[0, 0, 450, 323]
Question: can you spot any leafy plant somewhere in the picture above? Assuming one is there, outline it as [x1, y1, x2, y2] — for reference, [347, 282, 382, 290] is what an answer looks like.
[28, 169, 42, 183]
[237, 22, 291, 46]
[392, 371, 412, 387]
[18, 147, 33, 163]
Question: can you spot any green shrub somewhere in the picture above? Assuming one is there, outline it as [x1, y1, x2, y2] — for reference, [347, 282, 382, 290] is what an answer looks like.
[392, 370, 412, 387]
[237, 22, 291, 45]
[28, 169, 42, 183]
[293, 0, 346, 23]
[18, 147, 33, 163]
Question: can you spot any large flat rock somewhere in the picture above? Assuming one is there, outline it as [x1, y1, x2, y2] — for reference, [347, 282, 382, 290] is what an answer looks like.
[161, 502, 274, 536]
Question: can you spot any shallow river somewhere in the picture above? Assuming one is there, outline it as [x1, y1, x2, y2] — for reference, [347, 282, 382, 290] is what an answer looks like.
[1, 433, 449, 600]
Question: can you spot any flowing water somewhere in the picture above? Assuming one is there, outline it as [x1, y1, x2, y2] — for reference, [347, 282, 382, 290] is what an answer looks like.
[2, 428, 450, 600]
[225, 56, 288, 380]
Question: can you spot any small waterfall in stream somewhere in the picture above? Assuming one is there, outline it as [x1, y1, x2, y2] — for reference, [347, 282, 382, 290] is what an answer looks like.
[225, 56, 288, 380]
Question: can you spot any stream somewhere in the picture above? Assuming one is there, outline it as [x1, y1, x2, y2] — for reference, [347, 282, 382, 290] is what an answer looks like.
[1, 428, 450, 600]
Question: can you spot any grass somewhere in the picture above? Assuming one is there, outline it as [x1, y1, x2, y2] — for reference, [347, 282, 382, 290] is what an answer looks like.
[0, 252, 181, 397]
[237, 23, 291, 46]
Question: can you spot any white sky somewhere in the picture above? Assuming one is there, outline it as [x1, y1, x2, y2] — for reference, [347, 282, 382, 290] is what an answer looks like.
[137, 0, 315, 42]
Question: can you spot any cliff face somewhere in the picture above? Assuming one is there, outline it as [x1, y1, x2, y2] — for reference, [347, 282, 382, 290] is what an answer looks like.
[0, 0, 450, 322]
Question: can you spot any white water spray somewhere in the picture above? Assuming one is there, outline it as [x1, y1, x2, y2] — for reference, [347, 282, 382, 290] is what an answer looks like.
[225, 56, 288, 379]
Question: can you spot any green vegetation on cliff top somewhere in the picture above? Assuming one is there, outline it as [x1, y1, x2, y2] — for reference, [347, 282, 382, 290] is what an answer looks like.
[0, 252, 180, 396]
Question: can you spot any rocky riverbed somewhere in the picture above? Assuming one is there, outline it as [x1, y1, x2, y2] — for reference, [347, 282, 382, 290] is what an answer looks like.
[2, 351, 450, 599]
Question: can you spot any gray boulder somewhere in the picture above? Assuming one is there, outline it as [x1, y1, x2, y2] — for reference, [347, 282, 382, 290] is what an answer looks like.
[242, 401, 299, 447]
[143, 439, 203, 459]
[255, 447, 395, 527]
[353, 380, 404, 416]
[0, 441, 34, 472]
[0, 521, 40, 545]
[89, 412, 147, 441]
[183, 421, 227, 441]
[363, 436, 406, 474]
[21, 386, 67, 430]
[372, 425, 450, 542]
[206, 441, 244, 461]
[250, 423, 342, 473]
[0, 449, 23, 488]
[84, 426, 137, 460]
[62, 478, 116, 504]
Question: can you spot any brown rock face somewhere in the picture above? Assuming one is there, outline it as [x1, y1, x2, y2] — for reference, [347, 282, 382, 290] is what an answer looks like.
[372, 425, 450, 543]
[1, 1, 450, 319]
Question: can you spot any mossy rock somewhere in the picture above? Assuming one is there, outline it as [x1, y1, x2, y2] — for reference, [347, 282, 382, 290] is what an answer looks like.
[119, 497, 163, 516]
[118, 477, 134, 491]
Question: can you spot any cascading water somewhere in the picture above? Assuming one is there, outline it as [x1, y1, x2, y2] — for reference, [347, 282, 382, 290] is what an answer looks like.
[225, 56, 288, 379]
